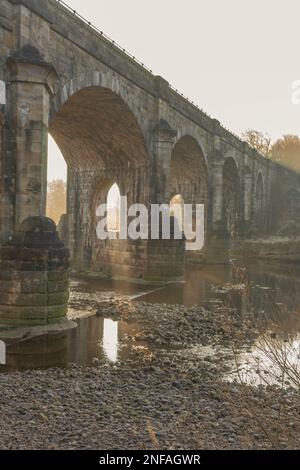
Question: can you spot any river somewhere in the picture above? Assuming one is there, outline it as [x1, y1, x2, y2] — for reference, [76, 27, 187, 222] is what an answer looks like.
[1, 260, 300, 388]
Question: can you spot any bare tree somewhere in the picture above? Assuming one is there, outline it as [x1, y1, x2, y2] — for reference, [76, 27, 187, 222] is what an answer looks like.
[242, 129, 272, 156]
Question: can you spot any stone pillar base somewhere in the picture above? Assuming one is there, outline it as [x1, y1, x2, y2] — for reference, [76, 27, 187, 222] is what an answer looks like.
[0, 217, 70, 327]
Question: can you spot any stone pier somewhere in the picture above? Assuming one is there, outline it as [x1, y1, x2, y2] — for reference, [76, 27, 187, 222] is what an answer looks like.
[1, 0, 300, 296]
[0, 217, 70, 327]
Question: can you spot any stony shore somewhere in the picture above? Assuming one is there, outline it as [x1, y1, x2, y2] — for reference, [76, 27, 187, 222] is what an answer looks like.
[0, 357, 300, 450]
[0, 281, 300, 450]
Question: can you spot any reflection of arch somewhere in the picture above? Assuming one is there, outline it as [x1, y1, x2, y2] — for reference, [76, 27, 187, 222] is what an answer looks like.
[255, 173, 264, 229]
[222, 157, 240, 237]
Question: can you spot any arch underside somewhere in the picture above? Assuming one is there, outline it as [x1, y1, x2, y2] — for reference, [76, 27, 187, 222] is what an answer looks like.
[170, 136, 208, 205]
[49, 85, 149, 276]
[170, 136, 208, 250]
[50, 86, 148, 171]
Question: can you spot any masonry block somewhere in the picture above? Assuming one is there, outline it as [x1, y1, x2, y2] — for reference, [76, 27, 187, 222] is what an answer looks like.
[0, 216, 70, 326]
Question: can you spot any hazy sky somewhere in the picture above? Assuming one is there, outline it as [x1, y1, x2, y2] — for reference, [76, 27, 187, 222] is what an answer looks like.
[48, 0, 300, 181]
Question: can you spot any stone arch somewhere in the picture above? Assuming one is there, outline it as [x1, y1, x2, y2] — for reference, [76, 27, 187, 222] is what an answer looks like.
[50, 71, 150, 147]
[49, 85, 149, 172]
[170, 135, 208, 206]
[222, 157, 241, 237]
[48, 79, 149, 272]
[88, 178, 121, 270]
[174, 127, 209, 167]
[170, 136, 208, 245]
[92, 181, 122, 235]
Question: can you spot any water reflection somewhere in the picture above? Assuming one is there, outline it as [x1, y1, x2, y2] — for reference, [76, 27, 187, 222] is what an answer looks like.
[138, 265, 233, 306]
[102, 319, 118, 362]
[0, 316, 150, 372]
[2, 262, 300, 378]
[1, 333, 69, 371]
[139, 261, 300, 322]
[225, 334, 300, 388]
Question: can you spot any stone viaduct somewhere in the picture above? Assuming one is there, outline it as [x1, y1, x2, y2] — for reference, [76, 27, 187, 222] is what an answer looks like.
[1, 0, 300, 295]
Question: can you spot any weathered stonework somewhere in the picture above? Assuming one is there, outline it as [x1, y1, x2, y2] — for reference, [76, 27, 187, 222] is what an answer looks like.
[0, 0, 300, 295]
[0, 216, 69, 326]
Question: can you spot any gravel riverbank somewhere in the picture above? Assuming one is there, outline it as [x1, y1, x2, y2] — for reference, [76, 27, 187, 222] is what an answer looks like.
[0, 356, 300, 450]
[1, 281, 300, 450]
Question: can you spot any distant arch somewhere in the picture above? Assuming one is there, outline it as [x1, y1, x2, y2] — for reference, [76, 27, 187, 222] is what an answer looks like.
[170, 136, 208, 246]
[170, 135, 208, 205]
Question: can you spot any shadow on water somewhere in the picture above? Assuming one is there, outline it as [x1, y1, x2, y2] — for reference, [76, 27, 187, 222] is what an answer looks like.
[1, 261, 300, 379]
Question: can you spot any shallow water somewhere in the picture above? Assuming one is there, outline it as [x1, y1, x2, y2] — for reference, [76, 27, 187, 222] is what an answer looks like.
[0, 316, 152, 372]
[224, 334, 300, 387]
[1, 261, 300, 385]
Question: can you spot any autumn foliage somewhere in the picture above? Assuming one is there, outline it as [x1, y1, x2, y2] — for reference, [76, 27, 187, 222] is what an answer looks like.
[46, 179, 67, 225]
